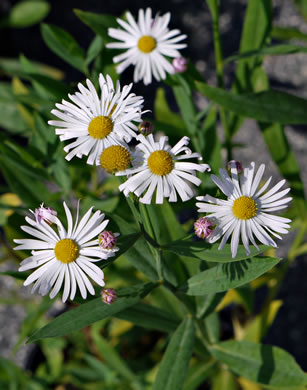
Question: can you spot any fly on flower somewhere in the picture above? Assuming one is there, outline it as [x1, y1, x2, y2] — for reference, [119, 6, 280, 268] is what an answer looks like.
[107, 8, 187, 85]
[14, 202, 119, 302]
[48, 74, 145, 165]
[117, 134, 210, 204]
[196, 162, 292, 258]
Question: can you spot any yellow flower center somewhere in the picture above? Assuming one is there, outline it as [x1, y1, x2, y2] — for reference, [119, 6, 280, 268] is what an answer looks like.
[138, 35, 156, 53]
[99, 145, 131, 174]
[88, 116, 113, 139]
[232, 196, 257, 220]
[54, 239, 79, 264]
[147, 150, 173, 176]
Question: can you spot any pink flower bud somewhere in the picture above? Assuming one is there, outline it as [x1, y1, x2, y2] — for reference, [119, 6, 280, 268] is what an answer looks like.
[194, 217, 213, 239]
[98, 231, 117, 250]
[34, 203, 57, 224]
[138, 121, 154, 136]
[172, 57, 188, 73]
[101, 288, 117, 304]
[227, 160, 243, 175]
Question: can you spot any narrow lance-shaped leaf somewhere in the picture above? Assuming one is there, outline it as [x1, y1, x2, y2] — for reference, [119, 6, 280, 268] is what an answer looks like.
[91, 322, 136, 382]
[115, 303, 180, 333]
[153, 317, 195, 390]
[40, 23, 87, 74]
[196, 82, 307, 125]
[183, 360, 216, 390]
[163, 239, 267, 263]
[27, 282, 157, 342]
[179, 257, 281, 296]
[225, 44, 307, 64]
[271, 26, 307, 41]
[74, 9, 117, 41]
[211, 340, 307, 389]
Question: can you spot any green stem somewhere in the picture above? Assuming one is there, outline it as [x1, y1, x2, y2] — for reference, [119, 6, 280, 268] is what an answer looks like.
[139, 204, 163, 280]
[207, 0, 232, 160]
[118, 176, 142, 226]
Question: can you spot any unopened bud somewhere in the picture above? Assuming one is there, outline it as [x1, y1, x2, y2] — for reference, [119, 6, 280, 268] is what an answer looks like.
[101, 288, 117, 304]
[227, 160, 243, 175]
[34, 203, 57, 224]
[138, 121, 154, 136]
[172, 57, 188, 73]
[98, 231, 117, 250]
[194, 217, 213, 239]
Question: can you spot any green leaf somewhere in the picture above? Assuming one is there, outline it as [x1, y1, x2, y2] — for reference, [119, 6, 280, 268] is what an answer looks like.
[30, 113, 50, 155]
[180, 257, 281, 295]
[74, 9, 117, 41]
[153, 317, 195, 390]
[0, 146, 51, 207]
[183, 360, 216, 390]
[41, 23, 87, 73]
[27, 282, 157, 342]
[229, 0, 272, 135]
[109, 214, 158, 280]
[81, 196, 119, 214]
[201, 106, 221, 175]
[0, 57, 64, 80]
[86, 35, 104, 66]
[204, 312, 220, 344]
[5, 0, 50, 28]
[49, 145, 71, 194]
[226, 44, 307, 64]
[196, 82, 307, 124]
[154, 87, 185, 134]
[261, 122, 305, 202]
[0, 82, 28, 133]
[211, 340, 307, 389]
[115, 303, 180, 333]
[239, 0, 272, 55]
[98, 233, 142, 270]
[172, 78, 198, 136]
[163, 239, 266, 262]
[91, 323, 136, 382]
[124, 235, 159, 281]
[196, 292, 225, 319]
[272, 26, 307, 41]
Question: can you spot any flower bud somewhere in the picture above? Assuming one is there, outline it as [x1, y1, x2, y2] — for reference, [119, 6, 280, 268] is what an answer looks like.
[194, 217, 213, 239]
[101, 288, 117, 304]
[172, 57, 188, 73]
[227, 160, 243, 175]
[98, 231, 117, 250]
[138, 121, 154, 136]
[34, 203, 57, 224]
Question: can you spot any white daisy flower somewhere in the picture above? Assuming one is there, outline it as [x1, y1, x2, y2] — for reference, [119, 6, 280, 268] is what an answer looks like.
[107, 8, 187, 85]
[196, 162, 292, 258]
[14, 202, 119, 302]
[48, 74, 145, 165]
[117, 134, 210, 204]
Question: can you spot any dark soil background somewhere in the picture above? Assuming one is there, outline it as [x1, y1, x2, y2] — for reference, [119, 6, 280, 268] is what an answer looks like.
[0, 0, 307, 374]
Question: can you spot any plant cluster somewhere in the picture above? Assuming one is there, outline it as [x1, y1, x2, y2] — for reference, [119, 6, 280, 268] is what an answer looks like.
[0, 0, 307, 389]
